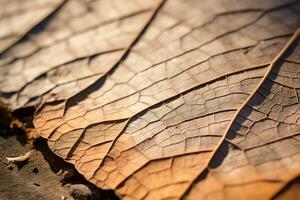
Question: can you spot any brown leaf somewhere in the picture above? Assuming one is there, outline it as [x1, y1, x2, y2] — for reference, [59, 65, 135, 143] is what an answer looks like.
[0, 0, 65, 55]
[1, 0, 300, 199]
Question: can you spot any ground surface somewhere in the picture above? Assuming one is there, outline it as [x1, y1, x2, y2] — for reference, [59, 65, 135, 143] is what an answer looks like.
[0, 131, 72, 200]
[0, 121, 118, 200]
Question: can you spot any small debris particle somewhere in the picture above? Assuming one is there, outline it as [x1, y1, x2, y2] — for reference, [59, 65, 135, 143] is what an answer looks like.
[32, 166, 39, 174]
[26, 128, 40, 146]
[8, 165, 14, 170]
[69, 184, 92, 200]
[57, 168, 76, 180]
[33, 183, 40, 187]
[6, 150, 33, 163]
[64, 183, 71, 188]
[57, 169, 63, 175]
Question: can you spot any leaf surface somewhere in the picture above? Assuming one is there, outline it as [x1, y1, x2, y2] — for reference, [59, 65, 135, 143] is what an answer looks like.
[1, 0, 300, 199]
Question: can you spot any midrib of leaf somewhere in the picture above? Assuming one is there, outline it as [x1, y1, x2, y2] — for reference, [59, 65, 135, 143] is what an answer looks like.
[180, 27, 300, 200]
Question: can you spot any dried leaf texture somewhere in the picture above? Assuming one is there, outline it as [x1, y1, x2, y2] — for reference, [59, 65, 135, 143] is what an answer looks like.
[0, 0, 64, 54]
[1, 0, 300, 200]
[186, 29, 300, 200]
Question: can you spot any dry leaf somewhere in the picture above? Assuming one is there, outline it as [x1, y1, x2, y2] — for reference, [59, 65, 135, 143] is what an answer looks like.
[1, 0, 300, 199]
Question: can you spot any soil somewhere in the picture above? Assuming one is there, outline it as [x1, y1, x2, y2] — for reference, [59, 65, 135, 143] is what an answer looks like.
[0, 105, 118, 200]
